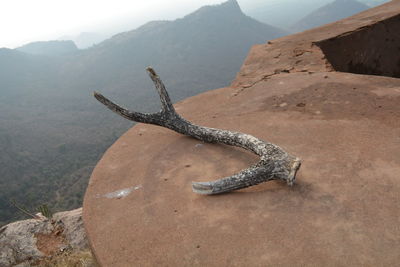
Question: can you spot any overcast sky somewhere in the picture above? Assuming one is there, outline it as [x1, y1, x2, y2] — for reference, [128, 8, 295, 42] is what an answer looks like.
[0, 0, 248, 48]
[0, 0, 388, 48]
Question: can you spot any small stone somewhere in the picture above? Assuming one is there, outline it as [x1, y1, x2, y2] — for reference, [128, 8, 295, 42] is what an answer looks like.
[296, 103, 306, 107]
[59, 245, 69, 252]
[279, 102, 288, 107]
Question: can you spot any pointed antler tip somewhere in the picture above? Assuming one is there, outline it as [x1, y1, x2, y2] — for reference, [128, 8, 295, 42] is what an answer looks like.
[93, 91, 103, 99]
[192, 181, 214, 195]
[146, 66, 157, 76]
[93, 91, 106, 103]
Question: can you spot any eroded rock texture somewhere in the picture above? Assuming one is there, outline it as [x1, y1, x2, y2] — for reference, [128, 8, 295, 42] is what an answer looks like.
[0, 208, 88, 267]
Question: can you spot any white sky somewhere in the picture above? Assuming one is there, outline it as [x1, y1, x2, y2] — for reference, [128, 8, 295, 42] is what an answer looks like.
[0, 0, 235, 48]
[0, 0, 386, 49]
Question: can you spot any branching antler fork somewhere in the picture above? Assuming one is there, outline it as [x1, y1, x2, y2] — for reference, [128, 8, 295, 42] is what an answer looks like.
[94, 67, 301, 194]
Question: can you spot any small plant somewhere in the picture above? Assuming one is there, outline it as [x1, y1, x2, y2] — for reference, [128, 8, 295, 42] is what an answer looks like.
[10, 199, 53, 220]
[36, 204, 53, 219]
[9, 199, 38, 219]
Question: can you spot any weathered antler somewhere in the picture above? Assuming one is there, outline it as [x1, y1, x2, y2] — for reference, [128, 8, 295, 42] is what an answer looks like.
[94, 67, 301, 194]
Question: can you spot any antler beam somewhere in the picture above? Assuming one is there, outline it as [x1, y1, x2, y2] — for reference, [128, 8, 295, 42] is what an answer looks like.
[94, 67, 301, 194]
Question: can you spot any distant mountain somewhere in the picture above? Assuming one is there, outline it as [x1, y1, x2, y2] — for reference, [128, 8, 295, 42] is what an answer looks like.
[0, 0, 287, 224]
[361, 0, 390, 7]
[0, 48, 59, 99]
[292, 0, 369, 32]
[59, 32, 108, 49]
[16, 40, 78, 56]
[242, 0, 383, 32]
[244, 0, 332, 30]
[69, 0, 287, 102]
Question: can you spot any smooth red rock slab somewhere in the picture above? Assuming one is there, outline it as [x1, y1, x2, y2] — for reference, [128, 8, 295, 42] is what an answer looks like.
[84, 71, 400, 266]
[84, 2, 400, 266]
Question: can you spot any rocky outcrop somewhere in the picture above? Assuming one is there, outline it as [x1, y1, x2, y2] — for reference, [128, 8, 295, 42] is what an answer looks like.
[316, 13, 400, 78]
[83, 1, 400, 266]
[0, 208, 88, 267]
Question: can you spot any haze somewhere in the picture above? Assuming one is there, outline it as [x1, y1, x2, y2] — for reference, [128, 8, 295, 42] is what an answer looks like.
[1, 0, 386, 48]
[0, 0, 241, 48]
[0, 0, 233, 48]
[0, 0, 317, 48]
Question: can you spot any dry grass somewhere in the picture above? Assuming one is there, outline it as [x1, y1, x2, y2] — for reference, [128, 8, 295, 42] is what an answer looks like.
[33, 250, 99, 267]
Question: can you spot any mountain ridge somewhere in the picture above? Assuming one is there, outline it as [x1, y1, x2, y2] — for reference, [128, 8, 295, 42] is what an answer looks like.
[292, 0, 369, 32]
[16, 40, 78, 56]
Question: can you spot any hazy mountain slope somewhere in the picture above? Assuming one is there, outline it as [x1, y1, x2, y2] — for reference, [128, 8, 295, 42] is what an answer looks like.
[67, 0, 286, 103]
[58, 32, 108, 49]
[0, 0, 287, 224]
[361, 0, 390, 7]
[244, 0, 332, 30]
[16, 40, 78, 56]
[242, 0, 383, 32]
[292, 0, 369, 32]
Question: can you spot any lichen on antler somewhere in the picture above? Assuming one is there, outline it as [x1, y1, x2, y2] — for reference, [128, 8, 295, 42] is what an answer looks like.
[94, 67, 301, 194]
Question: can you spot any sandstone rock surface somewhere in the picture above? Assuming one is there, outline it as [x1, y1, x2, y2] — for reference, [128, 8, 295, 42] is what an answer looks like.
[84, 1, 400, 266]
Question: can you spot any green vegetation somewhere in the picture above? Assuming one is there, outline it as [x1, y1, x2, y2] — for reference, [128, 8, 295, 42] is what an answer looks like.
[36, 204, 53, 219]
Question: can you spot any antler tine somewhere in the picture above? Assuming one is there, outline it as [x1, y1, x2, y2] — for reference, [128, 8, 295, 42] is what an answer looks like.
[146, 67, 176, 114]
[93, 91, 162, 124]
